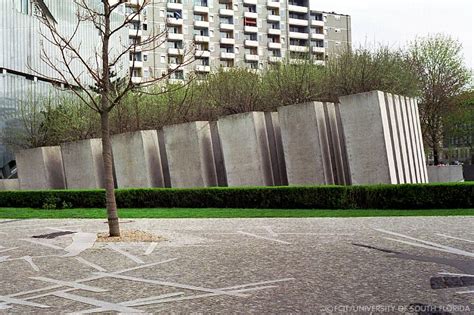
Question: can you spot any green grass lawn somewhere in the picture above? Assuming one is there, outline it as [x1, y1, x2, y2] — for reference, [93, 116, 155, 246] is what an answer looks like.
[0, 208, 473, 219]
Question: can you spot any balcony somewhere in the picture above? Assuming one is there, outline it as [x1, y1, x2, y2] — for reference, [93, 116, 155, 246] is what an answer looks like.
[268, 56, 282, 63]
[268, 42, 281, 49]
[311, 33, 324, 40]
[267, 14, 280, 21]
[267, 0, 280, 8]
[167, 2, 183, 10]
[289, 45, 309, 53]
[167, 17, 184, 26]
[244, 39, 259, 47]
[194, 35, 210, 42]
[268, 28, 281, 35]
[288, 4, 308, 13]
[168, 47, 184, 55]
[195, 50, 211, 58]
[195, 64, 211, 72]
[288, 18, 308, 26]
[289, 31, 309, 39]
[220, 23, 235, 31]
[245, 54, 259, 61]
[129, 60, 143, 68]
[194, 5, 209, 13]
[244, 12, 258, 19]
[168, 33, 184, 41]
[243, 0, 257, 4]
[244, 25, 258, 33]
[312, 46, 325, 53]
[169, 63, 181, 70]
[194, 20, 210, 28]
[131, 76, 143, 84]
[220, 37, 235, 45]
[311, 19, 324, 27]
[220, 52, 235, 59]
[129, 29, 142, 37]
[219, 8, 234, 16]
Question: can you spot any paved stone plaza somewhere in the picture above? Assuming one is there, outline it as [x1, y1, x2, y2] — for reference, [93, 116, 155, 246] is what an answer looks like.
[0, 217, 473, 314]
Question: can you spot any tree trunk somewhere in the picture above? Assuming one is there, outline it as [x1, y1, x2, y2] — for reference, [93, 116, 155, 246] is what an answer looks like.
[433, 145, 440, 165]
[100, 110, 120, 236]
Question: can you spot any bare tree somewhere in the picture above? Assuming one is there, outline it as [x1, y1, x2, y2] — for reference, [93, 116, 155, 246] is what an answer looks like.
[408, 34, 471, 165]
[31, 0, 194, 236]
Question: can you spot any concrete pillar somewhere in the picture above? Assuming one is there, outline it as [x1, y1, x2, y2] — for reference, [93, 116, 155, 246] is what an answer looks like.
[339, 91, 398, 185]
[265, 112, 288, 186]
[399, 96, 416, 183]
[0, 179, 20, 191]
[384, 93, 405, 184]
[16, 146, 66, 190]
[217, 112, 274, 187]
[278, 102, 336, 185]
[157, 129, 172, 188]
[163, 121, 218, 188]
[413, 99, 429, 182]
[111, 130, 165, 188]
[60, 139, 105, 189]
[339, 91, 428, 185]
[392, 95, 410, 183]
[209, 121, 228, 186]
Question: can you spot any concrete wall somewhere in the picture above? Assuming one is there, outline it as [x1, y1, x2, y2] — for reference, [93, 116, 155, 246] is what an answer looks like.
[0, 179, 20, 191]
[428, 166, 464, 183]
[16, 146, 66, 190]
[339, 91, 427, 185]
[60, 139, 105, 189]
[217, 112, 275, 187]
[111, 130, 165, 188]
[278, 102, 335, 185]
[163, 121, 218, 188]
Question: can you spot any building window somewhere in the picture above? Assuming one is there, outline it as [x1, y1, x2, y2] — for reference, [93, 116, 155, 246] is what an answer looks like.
[16, 0, 29, 14]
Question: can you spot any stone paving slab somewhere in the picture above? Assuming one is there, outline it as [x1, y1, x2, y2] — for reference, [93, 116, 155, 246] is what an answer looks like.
[0, 217, 473, 314]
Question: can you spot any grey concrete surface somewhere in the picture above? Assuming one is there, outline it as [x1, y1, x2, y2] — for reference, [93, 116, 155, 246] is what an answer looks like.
[217, 112, 275, 187]
[111, 130, 165, 188]
[339, 91, 428, 185]
[428, 165, 465, 183]
[15, 146, 66, 190]
[61, 139, 105, 189]
[0, 217, 473, 314]
[163, 121, 218, 188]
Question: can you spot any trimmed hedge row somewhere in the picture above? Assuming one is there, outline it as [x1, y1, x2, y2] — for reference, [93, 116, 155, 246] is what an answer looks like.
[0, 183, 472, 209]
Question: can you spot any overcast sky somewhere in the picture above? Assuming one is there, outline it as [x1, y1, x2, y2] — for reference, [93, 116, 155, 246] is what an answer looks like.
[312, 0, 474, 69]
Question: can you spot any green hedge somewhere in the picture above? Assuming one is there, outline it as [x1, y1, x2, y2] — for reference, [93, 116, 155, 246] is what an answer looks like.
[0, 183, 472, 210]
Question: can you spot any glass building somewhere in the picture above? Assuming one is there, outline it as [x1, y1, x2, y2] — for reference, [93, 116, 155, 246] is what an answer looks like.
[0, 0, 126, 175]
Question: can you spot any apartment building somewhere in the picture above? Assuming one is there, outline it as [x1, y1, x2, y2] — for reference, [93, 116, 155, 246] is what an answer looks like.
[124, 0, 351, 82]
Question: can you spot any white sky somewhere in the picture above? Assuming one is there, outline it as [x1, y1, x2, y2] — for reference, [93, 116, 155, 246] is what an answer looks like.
[312, 0, 474, 69]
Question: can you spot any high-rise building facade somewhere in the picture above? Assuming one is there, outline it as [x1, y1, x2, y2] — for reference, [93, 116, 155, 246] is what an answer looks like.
[125, 0, 351, 82]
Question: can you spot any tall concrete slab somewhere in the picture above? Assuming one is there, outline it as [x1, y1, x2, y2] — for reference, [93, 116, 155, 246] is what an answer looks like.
[209, 121, 228, 187]
[16, 146, 66, 190]
[392, 95, 410, 184]
[111, 130, 165, 188]
[60, 139, 105, 189]
[265, 112, 288, 186]
[399, 96, 416, 183]
[217, 112, 274, 187]
[157, 129, 172, 188]
[339, 91, 398, 185]
[278, 102, 336, 185]
[0, 179, 20, 190]
[405, 97, 421, 183]
[163, 121, 218, 188]
[384, 93, 404, 184]
[413, 99, 429, 182]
